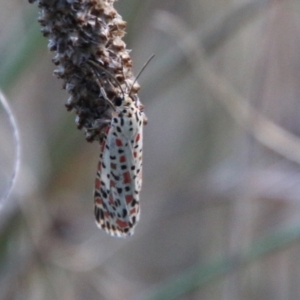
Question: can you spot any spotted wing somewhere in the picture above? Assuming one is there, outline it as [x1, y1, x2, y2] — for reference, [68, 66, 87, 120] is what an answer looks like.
[94, 114, 143, 237]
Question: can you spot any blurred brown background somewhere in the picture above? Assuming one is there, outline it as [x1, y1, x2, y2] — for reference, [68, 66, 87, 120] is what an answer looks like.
[1, 0, 300, 299]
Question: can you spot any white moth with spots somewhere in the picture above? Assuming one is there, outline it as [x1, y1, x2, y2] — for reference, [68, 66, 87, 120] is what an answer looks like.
[94, 96, 146, 237]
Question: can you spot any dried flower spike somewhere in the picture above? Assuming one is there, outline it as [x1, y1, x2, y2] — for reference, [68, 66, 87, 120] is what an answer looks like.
[29, 0, 143, 142]
[30, 0, 148, 237]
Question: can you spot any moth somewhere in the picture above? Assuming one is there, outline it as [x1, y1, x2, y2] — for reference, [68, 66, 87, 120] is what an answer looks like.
[94, 94, 146, 237]
[90, 55, 153, 237]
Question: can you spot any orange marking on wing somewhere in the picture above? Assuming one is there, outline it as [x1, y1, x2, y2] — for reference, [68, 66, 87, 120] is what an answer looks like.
[119, 155, 126, 163]
[95, 197, 102, 205]
[101, 140, 106, 152]
[111, 163, 116, 170]
[123, 171, 131, 184]
[95, 178, 101, 189]
[130, 208, 136, 215]
[135, 133, 140, 142]
[133, 152, 137, 158]
[109, 194, 114, 205]
[110, 180, 116, 187]
[116, 219, 128, 228]
[97, 161, 102, 172]
[116, 139, 123, 147]
[125, 195, 133, 204]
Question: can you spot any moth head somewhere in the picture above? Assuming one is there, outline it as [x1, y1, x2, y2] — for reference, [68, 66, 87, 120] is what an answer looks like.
[114, 96, 123, 107]
[114, 95, 134, 108]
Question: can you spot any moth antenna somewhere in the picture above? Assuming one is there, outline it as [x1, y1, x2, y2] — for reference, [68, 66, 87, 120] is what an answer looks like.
[88, 59, 125, 101]
[88, 64, 116, 111]
[129, 54, 155, 96]
[101, 86, 116, 111]
[120, 59, 130, 91]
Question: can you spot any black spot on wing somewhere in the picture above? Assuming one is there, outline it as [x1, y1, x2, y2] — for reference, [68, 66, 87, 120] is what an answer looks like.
[94, 190, 101, 198]
[95, 207, 100, 221]
[131, 199, 138, 207]
[111, 172, 120, 181]
[106, 222, 110, 229]
[132, 216, 136, 225]
[100, 189, 108, 199]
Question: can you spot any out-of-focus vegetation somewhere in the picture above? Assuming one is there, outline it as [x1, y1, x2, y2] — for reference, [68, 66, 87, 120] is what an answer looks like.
[1, 0, 300, 299]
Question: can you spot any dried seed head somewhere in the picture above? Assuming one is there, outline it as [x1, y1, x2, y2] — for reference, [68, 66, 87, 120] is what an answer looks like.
[29, 0, 143, 142]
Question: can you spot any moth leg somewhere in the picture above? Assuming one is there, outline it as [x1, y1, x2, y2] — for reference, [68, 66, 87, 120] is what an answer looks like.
[85, 119, 111, 142]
